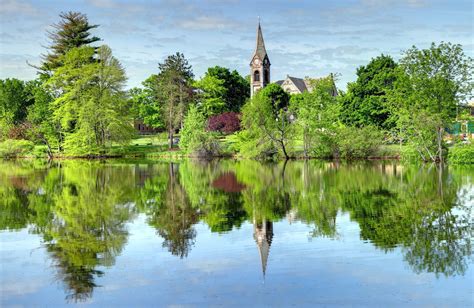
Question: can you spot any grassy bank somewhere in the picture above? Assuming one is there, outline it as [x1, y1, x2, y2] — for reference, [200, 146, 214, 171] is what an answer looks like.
[1, 134, 472, 163]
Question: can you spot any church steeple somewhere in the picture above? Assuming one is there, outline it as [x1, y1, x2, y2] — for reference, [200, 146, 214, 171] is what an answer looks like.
[253, 218, 273, 281]
[254, 20, 268, 62]
[250, 19, 270, 97]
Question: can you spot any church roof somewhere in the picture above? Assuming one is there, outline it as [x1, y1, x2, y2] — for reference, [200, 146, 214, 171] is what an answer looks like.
[252, 21, 269, 62]
[288, 76, 308, 93]
[275, 76, 308, 93]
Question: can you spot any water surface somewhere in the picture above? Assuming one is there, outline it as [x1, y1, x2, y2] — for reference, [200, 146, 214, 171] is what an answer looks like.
[0, 160, 472, 306]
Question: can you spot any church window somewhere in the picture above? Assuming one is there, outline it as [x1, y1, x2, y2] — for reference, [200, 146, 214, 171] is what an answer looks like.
[254, 70, 260, 82]
[264, 70, 269, 83]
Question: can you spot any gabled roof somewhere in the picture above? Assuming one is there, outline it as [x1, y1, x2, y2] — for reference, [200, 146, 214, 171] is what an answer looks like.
[275, 76, 308, 93]
[252, 21, 269, 63]
[288, 76, 308, 93]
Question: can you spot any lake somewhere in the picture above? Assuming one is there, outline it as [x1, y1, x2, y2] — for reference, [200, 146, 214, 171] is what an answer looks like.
[0, 159, 472, 306]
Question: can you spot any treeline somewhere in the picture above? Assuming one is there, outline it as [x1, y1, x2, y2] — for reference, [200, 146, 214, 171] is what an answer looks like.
[0, 11, 472, 162]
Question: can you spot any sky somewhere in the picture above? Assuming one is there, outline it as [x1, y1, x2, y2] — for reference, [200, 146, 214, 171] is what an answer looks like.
[0, 0, 473, 90]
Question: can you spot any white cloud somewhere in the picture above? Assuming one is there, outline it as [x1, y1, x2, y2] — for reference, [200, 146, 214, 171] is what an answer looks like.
[0, 0, 38, 15]
[176, 16, 240, 30]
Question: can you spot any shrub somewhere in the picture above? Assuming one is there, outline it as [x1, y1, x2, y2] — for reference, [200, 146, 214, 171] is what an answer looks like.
[448, 144, 474, 164]
[336, 126, 382, 159]
[400, 144, 421, 162]
[7, 122, 33, 140]
[0, 139, 35, 158]
[180, 106, 220, 157]
[207, 112, 241, 134]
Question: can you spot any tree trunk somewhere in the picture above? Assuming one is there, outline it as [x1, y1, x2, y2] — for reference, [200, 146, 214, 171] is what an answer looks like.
[169, 128, 173, 149]
[437, 126, 443, 163]
[280, 140, 290, 160]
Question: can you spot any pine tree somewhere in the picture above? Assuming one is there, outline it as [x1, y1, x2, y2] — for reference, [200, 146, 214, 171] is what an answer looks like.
[40, 12, 100, 76]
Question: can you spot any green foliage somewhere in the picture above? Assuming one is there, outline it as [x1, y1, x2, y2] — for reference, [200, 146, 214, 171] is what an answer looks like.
[0, 139, 34, 157]
[41, 11, 100, 75]
[388, 42, 473, 162]
[241, 84, 293, 159]
[204, 66, 250, 112]
[0, 78, 35, 134]
[193, 74, 226, 117]
[129, 85, 163, 130]
[335, 126, 382, 159]
[290, 76, 339, 158]
[179, 105, 219, 157]
[47, 45, 134, 155]
[147, 52, 194, 149]
[340, 55, 398, 130]
[448, 144, 474, 164]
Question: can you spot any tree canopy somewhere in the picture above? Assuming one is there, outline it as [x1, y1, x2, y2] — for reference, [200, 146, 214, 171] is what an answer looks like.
[41, 11, 100, 75]
[340, 55, 398, 130]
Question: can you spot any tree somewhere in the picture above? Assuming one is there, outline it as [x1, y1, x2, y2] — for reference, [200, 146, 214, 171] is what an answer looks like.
[207, 112, 241, 134]
[193, 74, 226, 117]
[47, 45, 134, 154]
[290, 76, 339, 158]
[205, 66, 249, 112]
[340, 55, 398, 130]
[128, 85, 164, 130]
[40, 11, 100, 76]
[241, 83, 293, 159]
[150, 53, 194, 149]
[180, 105, 219, 156]
[0, 79, 34, 138]
[389, 42, 473, 162]
[25, 80, 56, 158]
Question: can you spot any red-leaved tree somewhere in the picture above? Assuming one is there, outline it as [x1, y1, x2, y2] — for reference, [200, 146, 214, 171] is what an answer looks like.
[207, 112, 241, 134]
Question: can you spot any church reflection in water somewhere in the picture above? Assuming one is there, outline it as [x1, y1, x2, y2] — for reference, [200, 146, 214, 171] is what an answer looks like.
[1, 159, 472, 303]
[253, 218, 274, 279]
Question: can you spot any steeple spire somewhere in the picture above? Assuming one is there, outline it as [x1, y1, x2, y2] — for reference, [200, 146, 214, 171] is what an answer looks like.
[253, 219, 273, 281]
[254, 19, 268, 61]
[250, 18, 270, 97]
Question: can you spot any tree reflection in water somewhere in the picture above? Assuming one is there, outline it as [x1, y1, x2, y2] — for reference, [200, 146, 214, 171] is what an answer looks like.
[0, 160, 472, 301]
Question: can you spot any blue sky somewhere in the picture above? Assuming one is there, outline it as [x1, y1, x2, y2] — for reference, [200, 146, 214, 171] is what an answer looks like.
[0, 0, 472, 90]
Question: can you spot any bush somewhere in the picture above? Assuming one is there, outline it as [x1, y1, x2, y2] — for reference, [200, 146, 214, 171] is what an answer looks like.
[336, 126, 382, 159]
[0, 139, 35, 158]
[400, 144, 421, 162]
[448, 144, 474, 164]
[207, 112, 241, 134]
[180, 106, 220, 157]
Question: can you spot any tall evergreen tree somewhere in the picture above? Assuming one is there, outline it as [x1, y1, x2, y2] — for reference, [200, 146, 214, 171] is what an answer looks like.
[40, 11, 100, 76]
[150, 53, 194, 149]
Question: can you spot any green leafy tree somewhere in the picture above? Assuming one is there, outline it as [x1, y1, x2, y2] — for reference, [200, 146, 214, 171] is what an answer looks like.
[148, 53, 194, 149]
[241, 84, 293, 159]
[40, 11, 100, 76]
[128, 85, 163, 130]
[193, 74, 226, 117]
[340, 55, 398, 130]
[290, 76, 339, 158]
[179, 105, 219, 156]
[389, 42, 473, 162]
[25, 80, 57, 157]
[205, 66, 249, 112]
[0, 79, 35, 138]
[47, 45, 134, 154]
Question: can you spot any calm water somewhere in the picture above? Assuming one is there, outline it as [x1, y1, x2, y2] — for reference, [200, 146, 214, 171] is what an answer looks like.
[0, 159, 472, 306]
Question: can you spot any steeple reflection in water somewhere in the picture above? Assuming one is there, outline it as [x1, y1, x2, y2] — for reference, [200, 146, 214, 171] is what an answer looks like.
[0, 160, 472, 305]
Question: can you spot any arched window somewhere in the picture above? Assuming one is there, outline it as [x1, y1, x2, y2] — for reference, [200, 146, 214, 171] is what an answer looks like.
[254, 70, 260, 82]
[264, 70, 269, 83]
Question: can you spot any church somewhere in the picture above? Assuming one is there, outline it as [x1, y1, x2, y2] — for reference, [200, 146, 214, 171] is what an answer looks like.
[249, 21, 337, 97]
